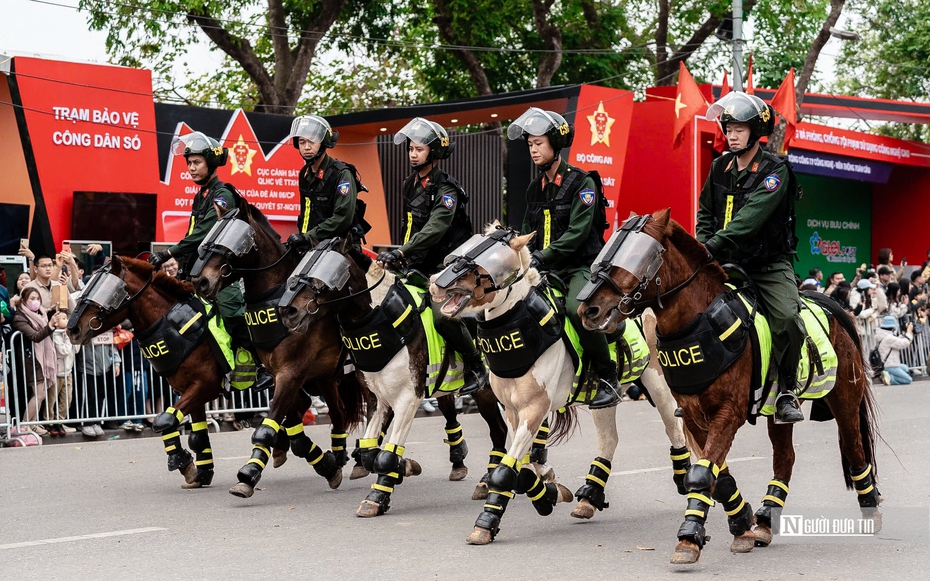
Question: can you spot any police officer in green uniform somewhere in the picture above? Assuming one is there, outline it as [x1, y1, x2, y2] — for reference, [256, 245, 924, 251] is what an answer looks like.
[698, 92, 804, 424]
[284, 115, 371, 268]
[508, 107, 621, 409]
[376, 118, 489, 395]
[148, 131, 273, 391]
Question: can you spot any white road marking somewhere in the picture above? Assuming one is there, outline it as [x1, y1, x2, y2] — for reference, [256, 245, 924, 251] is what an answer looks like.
[0, 527, 166, 550]
[614, 456, 767, 476]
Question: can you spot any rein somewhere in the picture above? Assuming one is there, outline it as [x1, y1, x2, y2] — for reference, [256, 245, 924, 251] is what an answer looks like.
[229, 244, 294, 275]
[302, 271, 386, 315]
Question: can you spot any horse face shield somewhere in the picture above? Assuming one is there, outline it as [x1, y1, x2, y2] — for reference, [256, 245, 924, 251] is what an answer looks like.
[434, 230, 524, 316]
[279, 243, 350, 310]
[190, 211, 255, 278]
[70, 270, 129, 334]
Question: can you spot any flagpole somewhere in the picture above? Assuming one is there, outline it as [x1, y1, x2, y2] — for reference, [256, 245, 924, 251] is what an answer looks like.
[732, 0, 744, 92]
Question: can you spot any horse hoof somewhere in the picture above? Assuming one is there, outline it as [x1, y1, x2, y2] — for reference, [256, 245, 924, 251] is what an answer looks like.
[180, 480, 203, 490]
[731, 531, 755, 553]
[229, 482, 255, 498]
[449, 466, 468, 481]
[405, 459, 422, 477]
[328, 468, 344, 490]
[466, 526, 494, 545]
[555, 483, 574, 503]
[752, 524, 773, 547]
[272, 449, 288, 468]
[356, 500, 382, 518]
[571, 498, 596, 519]
[472, 482, 489, 500]
[670, 540, 701, 565]
[349, 465, 370, 480]
[180, 461, 198, 485]
[534, 463, 556, 483]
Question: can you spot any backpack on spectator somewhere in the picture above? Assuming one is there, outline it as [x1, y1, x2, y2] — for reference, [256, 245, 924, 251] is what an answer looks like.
[868, 346, 890, 377]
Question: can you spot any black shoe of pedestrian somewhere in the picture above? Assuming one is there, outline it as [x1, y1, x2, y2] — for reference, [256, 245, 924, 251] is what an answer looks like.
[589, 378, 623, 409]
[253, 367, 275, 392]
[773, 393, 804, 424]
[459, 356, 490, 396]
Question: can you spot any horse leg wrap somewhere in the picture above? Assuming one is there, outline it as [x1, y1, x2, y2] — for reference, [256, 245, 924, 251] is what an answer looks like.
[488, 458, 519, 491]
[575, 457, 611, 511]
[163, 427, 192, 472]
[486, 447, 507, 475]
[188, 421, 214, 486]
[153, 406, 184, 435]
[475, 489, 514, 539]
[331, 431, 349, 467]
[713, 473, 752, 536]
[237, 418, 278, 486]
[515, 465, 559, 517]
[677, 460, 720, 549]
[529, 421, 550, 465]
[444, 422, 468, 464]
[670, 445, 691, 496]
[356, 438, 381, 473]
[851, 464, 880, 508]
[365, 444, 406, 514]
[755, 479, 789, 527]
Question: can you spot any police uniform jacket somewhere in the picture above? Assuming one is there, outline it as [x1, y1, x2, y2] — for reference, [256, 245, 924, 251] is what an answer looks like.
[399, 165, 472, 274]
[296, 154, 358, 241]
[168, 175, 239, 281]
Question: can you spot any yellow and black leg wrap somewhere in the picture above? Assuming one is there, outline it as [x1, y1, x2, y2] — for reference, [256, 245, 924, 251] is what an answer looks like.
[331, 431, 349, 467]
[850, 464, 880, 508]
[476, 456, 520, 538]
[480, 447, 507, 488]
[237, 418, 278, 486]
[574, 457, 611, 511]
[444, 422, 468, 465]
[353, 437, 381, 473]
[713, 472, 752, 536]
[153, 406, 185, 435]
[188, 421, 214, 486]
[755, 478, 789, 528]
[162, 430, 191, 472]
[677, 460, 719, 549]
[529, 420, 550, 465]
[364, 443, 406, 515]
[517, 465, 560, 516]
[286, 423, 337, 481]
[670, 445, 691, 496]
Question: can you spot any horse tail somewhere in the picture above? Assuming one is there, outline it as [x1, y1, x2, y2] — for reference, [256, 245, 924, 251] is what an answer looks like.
[842, 372, 880, 490]
[336, 371, 367, 433]
[547, 406, 578, 446]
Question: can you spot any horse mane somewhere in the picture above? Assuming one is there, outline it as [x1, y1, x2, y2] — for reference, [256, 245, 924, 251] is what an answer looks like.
[481, 223, 541, 286]
[120, 257, 194, 297]
[243, 200, 283, 245]
[660, 217, 728, 286]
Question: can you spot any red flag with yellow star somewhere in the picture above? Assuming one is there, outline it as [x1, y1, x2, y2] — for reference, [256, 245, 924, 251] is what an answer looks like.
[673, 62, 707, 148]
[712, 70, 731, 152]
[770, 67, 798, 154]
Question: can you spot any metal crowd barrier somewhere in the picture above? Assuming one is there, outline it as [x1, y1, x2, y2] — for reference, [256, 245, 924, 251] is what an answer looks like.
[1, 330, 272, 442]
[855, 317, 928, 376]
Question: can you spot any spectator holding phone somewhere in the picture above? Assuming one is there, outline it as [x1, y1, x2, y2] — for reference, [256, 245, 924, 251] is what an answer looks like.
[877, 248, 905, 282]
[24, 255, 75, 313]
[875, 316, 914, 385]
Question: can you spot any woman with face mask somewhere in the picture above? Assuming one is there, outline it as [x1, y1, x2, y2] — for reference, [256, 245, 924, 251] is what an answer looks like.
[11, 287, 67, 437]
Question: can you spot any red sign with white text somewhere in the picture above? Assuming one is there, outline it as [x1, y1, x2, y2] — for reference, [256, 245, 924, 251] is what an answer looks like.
[792, 121, 930, 168]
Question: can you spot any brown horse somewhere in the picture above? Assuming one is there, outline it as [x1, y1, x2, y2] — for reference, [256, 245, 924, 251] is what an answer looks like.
[66, 257, 278, 488]
[189, 201, 365, 498]
[578, 209, 880, 564]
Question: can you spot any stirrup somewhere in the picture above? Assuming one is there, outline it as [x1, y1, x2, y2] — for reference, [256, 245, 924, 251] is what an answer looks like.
[589, 379, 622, 410]
[773, 392, 804, 425]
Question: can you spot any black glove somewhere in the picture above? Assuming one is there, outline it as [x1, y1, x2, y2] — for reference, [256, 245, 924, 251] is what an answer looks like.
[286, 233, 307, 249]
[530, 250, 546, 271]
[704, 239, 720, 262]
[377, 249, 405, 269]
[148, 249, 171, 269]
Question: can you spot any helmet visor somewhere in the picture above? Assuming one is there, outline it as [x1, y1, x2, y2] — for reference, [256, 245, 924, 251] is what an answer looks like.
[289, 116, 329, 144]
[394, 118, 439, 146]
[171, 131, 215, 156]
[507, 107, 560, 140]
[706, 92, 764, 123]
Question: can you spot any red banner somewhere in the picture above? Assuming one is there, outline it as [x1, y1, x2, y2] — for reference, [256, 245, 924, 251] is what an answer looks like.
[792, 121, 930, 168]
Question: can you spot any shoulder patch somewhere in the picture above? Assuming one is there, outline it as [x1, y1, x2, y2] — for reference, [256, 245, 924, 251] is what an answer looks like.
[763, 173, 781, 191]
[579, 188, 596, 206]
[442, 193, 456, 210]
[337, 180, 351, 196]
[214, 197, 228, 209]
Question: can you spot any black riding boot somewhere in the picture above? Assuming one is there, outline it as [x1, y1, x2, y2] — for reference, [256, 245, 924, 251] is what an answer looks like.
[460, 352, 490, 396]
[589, 362, 622, 409]
[254, 365, 275, 392]
[774, 373, 804, 424]
[434, 310, 489, 395]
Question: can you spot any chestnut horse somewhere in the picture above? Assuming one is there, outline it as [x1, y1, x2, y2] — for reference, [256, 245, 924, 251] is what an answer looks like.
[578, 209, 879, 565]
[66, 257, 284, 488]
[190, 201, 365, 498]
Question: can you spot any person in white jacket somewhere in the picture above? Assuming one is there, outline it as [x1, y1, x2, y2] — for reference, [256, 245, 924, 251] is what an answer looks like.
[48, 319, 81, 436]
[874, 315, 914, 385]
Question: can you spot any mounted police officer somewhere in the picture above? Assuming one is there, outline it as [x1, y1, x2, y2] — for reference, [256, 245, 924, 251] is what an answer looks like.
[284, 114, 371, 268]
[376, 117, 489, 395]
[698, 92, 804, 424]
[509, 107, 621, 409]
[148, 131, 273, 392]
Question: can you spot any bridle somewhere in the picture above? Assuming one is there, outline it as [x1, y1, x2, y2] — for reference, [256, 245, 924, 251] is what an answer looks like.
[77, 260, 154, 332]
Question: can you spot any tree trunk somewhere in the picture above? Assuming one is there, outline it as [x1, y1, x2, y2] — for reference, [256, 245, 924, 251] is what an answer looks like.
[532, 0, 562, 88]
[432, 0, 493, 96]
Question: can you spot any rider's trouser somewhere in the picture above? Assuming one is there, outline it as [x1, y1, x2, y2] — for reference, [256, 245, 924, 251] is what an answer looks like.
[558, 266, 612, 369]
[746, 258, 805, 383]
[432, 300, 481, 361]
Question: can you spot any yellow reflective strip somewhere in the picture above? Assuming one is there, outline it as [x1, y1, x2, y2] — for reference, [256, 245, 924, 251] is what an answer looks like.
[392, 304, 413, 328]
[537, 425, 550, 433]
[387, 472, 400, 479]
[591, 461, 611, 475]
[444, 426, 462, 435]
[725, 500, 746, 516]
[673, 469, 687, 475]
[687, 492, 715, 506]
[191, 421, 209, 432]
[173, 409, 184, 422]
[488, 490, 515, 499]
[538, 308, 555, 326]
[161, 432, 180, 441]
[769, 480, 790, 494]
[857, 485, 874, 495]
[403, 212, 413, 244]
[500, 455, 517, 468]
[487, 463, 499, 469]
[195, 459, 213, 466]
[586, 474, 607, 488]
[301, 198, 311, 233]
[286, 424, 304, 436]
[543, 209, 551, 248]
[254, 446, 270, 457]
[444, 436, 464, 446]
[720, 461, 728, 471]
[685, 509, 706, 518]
[248, 458, 266, 469]
[696, 459, 720, 477]
[533, 438, 547, 445]
[724, 195, 734, 228]
[670, 451, 691, 461]
[762, 495, 786, 507]
[331, 433, 348, 438]
[261, 418, 281, 432]
[528, 486, 547, 501]
[718, 319, 741, 341]
[164, 445, 177, 452]
[851, 465, 871, 481]
[203, 448, 212, 454]
[728, 490, 741, 503]
[489, 450, 506, 458]
[188, 215, 196, 236]
[332, 446, 345, 451]
[383, 443, 405, 457]
[359, 438, 379, 448]
[372, 483, 394, 493]
[484, 504, 503, 511]
[178, 312, 203, 335]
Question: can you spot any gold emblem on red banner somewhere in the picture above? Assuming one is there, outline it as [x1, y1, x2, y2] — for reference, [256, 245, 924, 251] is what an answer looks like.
[230, 134, 257, 176]
[587, 101, 616, 146]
